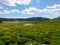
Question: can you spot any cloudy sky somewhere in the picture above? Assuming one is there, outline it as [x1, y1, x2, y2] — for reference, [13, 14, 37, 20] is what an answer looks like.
[0, 0, 60, 19]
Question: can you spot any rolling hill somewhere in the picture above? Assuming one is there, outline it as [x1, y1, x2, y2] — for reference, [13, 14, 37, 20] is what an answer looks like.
[0, 17, 50, 22]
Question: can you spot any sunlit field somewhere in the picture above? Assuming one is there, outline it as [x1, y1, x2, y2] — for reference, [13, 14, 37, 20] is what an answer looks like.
[0, 21, 60, 45]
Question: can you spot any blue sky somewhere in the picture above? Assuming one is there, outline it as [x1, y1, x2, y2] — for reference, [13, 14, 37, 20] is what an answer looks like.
[0, 0, 60, 19]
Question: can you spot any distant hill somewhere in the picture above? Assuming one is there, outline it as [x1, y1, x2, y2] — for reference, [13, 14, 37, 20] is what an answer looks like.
[53, 17, 60, 20]
[0, 17, 50, 22]
[52, 17, 60, 22]
[0, 18, 3, 23]
[25, 17, 50, 21]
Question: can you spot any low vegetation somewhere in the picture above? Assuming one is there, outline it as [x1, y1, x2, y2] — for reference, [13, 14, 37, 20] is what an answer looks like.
[0, 17, 60, 45]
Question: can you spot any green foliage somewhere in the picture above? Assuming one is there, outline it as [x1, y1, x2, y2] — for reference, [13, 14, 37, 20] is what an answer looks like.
[32, 41, 41, 45]
[0, 40, 4, 45]
[0, 21, 60, 45]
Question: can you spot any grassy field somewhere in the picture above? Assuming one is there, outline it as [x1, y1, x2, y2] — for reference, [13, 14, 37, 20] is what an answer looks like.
[0, 21, 60, 45]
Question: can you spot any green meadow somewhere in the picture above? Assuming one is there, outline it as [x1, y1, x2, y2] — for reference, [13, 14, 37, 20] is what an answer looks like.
[0, 21, 60, 45]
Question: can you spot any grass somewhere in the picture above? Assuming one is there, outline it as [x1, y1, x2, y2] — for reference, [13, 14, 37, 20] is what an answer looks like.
[0, 21, 60, 45]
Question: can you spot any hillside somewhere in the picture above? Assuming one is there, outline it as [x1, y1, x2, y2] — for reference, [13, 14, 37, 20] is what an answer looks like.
[25, 17, 50, 21]
[0, 17, 50, 22]
[53, 17, 60, 20]
[52, 17, 60, 22]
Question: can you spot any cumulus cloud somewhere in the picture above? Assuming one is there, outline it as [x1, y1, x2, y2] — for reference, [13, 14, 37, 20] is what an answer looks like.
[22, 7, 42, 15]
[3, 10, 10, 14]
[0, 9, 20, 14]
[0, 10, 10, 14]
[44, 4, 60, 15]
[22, 4, 60, 17]
[0, 0, 31, 6]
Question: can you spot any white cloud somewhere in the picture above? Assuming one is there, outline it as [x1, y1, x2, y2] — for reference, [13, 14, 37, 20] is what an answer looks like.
[46, 4, 60, 9]
[0, 9, 20, 14]
[44, 4, 60, 15]
[42, 5, 60, 18]
[11, 9, 20, 13]
[0, 0, 31, 6]
[3, 10, 10, 14]
[22, 4, 60, 17]
[22, 7, 42, 15]
[0, 10, 10, 14]
[46, 4, 60, 15]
